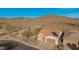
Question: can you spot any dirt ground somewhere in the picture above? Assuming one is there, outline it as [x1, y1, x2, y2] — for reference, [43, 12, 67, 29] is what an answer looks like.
[24, 38, 55, 50]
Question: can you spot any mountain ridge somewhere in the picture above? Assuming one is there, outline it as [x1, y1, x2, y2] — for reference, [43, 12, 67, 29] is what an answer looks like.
[0, 14, 79, 31]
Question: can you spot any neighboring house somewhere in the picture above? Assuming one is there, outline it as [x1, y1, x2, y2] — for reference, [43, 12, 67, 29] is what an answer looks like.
[37, 29, 63, 46]
[39, 29, 59, 36]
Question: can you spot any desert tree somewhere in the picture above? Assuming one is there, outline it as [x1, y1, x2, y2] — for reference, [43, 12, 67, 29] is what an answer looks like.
[22, 27, 34, 39]
[32, 27, 42, 39]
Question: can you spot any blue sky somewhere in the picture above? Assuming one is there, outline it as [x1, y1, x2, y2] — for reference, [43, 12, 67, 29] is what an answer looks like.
[0, 8, 79, 18]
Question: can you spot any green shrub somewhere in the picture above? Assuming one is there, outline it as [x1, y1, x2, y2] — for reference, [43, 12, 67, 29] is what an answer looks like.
[22, 27, 34, 39]
[33, 28, 42, 35]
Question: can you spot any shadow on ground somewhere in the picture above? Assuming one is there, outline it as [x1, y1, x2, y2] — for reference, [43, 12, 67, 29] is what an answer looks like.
[0, 40, 39, 50]
[67, 42, 79, 50]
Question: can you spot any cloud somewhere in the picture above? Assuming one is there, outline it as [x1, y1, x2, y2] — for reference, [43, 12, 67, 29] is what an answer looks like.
[64, 13, 79, 18]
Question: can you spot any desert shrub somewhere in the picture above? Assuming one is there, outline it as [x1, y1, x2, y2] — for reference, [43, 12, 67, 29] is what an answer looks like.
[0, 21, 7, 29]
[0, 20, 6, 24]
[22, 27, 34, 39]
[33, 28, 42, 35]
[32, 28, 42, 39]
[0, 25, 3, 29]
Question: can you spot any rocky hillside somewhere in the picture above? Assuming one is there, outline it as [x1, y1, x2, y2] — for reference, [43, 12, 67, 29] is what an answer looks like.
[0, 15, 79, 31]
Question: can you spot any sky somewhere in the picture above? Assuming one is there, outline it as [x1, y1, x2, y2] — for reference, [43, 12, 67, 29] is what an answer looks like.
[0, 8, 79, 18]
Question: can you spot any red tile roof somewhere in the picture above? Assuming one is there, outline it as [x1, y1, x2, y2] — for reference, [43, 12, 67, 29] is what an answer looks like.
[39, 29, 60, 36]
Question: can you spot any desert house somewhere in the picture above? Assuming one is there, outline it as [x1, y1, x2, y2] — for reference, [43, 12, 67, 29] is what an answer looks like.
[37, 29, 64, 46]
